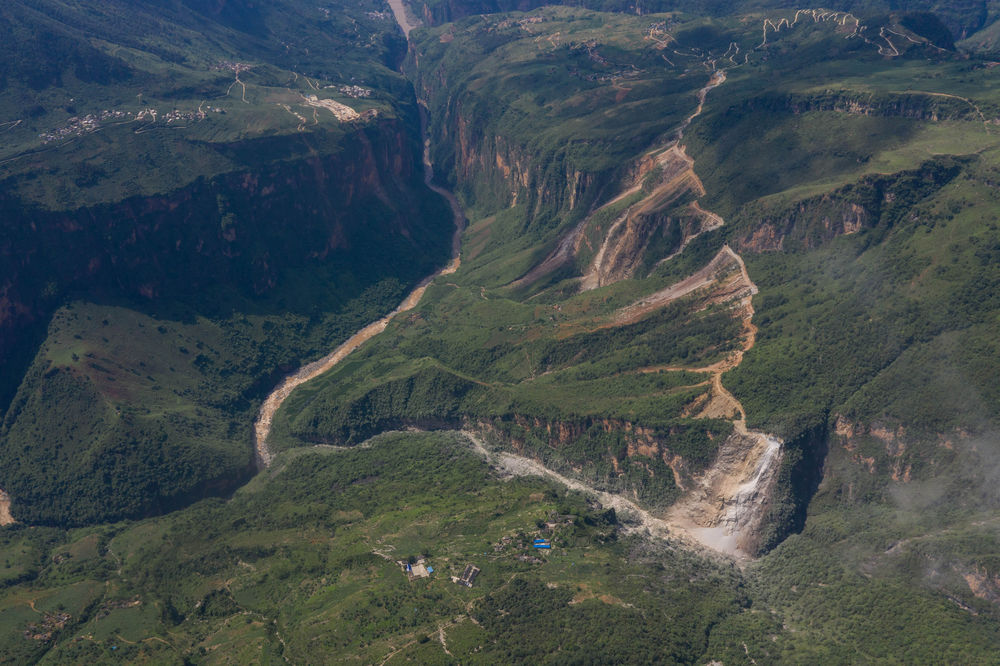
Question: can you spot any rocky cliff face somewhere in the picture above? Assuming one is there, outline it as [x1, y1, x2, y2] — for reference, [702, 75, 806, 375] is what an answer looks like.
[669, 429, 783, 557]
[0, 119, 446, 410]
[734, 156, 964, 253]
[439, 97, 602, 222]
[474, 414, 716, 509]
[407, 48, 612, 242]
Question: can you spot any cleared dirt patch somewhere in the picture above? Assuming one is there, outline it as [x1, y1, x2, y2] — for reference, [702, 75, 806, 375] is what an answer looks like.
[0, 489, 15, 526]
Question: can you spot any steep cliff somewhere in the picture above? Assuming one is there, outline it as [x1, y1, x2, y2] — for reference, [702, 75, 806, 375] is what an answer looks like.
[733, 156, 965, 252]
[0, 116, 454, 526]
[0, 119, 449, 386]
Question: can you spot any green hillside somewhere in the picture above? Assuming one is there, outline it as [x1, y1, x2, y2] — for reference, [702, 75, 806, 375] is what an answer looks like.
[1, 432, 997, 663]
[413, 0, 995, 51]
[265, 4, 1000, 656]
[3, 0, 1000, 662]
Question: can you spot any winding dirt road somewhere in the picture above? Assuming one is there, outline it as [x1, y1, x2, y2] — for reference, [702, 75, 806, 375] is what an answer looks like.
[463, 431, 680, 542]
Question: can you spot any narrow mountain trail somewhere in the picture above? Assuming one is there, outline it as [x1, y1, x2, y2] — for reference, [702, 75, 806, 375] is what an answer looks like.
[651, 201, 725, 271]
[759, 9, 862, 48]
[462, 431, 679, 543]
[892, 90, 992, 132]
[756, 7, 938, 57]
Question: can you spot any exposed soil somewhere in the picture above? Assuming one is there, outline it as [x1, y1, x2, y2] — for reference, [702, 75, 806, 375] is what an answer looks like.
[300, 94, 360, 122]
[386, 0, 422, 38]
[579, 146, 715, 291]
[514, 72, 726, 292]
[612, 245, 746, 326]
[0, 489, 14, 526]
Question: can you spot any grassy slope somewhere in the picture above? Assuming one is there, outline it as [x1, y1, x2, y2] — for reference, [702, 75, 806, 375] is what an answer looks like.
[681, 10, 1000, 655]
[415, 0, 997, 52]
[0, 432, 766, 664]
[267, 9, 763, 510]
[3, 3, 1000, 660]
[0, 0, 405, 208]
[2, 431, 996, 663]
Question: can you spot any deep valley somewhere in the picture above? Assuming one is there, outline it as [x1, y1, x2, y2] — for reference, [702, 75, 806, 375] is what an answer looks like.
[3, 0, 1000, 663]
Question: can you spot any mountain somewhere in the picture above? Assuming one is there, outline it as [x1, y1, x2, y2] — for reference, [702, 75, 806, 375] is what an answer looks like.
[0, 0, 454, 525]
[2, 0, 1000, 663]
[270, 4, 1000, 657]
[412, 0, 998, 49]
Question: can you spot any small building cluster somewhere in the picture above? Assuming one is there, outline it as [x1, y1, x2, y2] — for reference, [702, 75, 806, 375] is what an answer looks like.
[39, 110, 122, 143]
[397, 557, 433, 580]
[212, 61, 253, 75]
[492, 16, 546, 31]
[336, 85, 373, 99]
[453, 564, 480, 588]
[301, 94, 361, 122]
[23, 612, 71, 641]
[38, 104, 218, 144]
